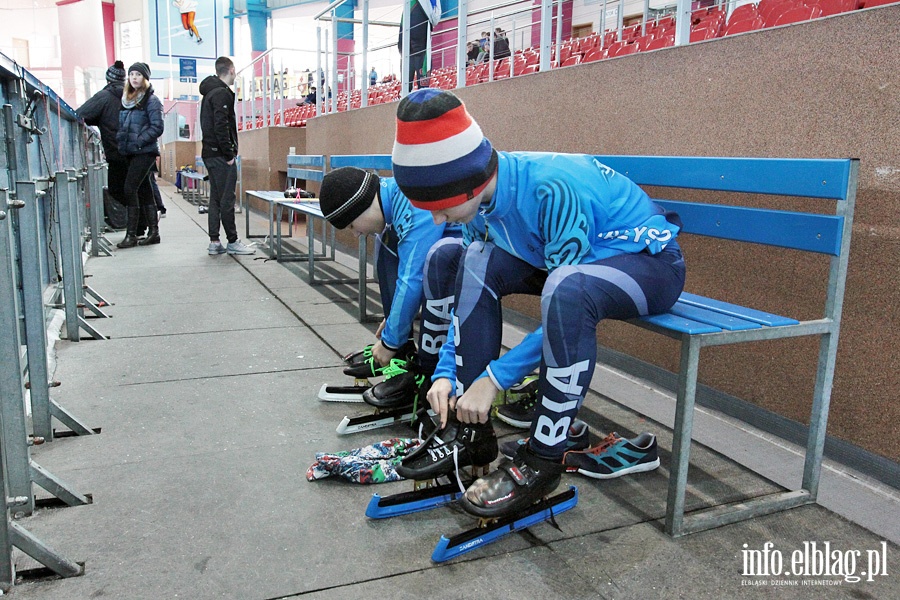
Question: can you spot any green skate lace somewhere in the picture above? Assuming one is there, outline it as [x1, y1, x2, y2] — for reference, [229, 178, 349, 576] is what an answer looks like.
[380, 357, 413, 380]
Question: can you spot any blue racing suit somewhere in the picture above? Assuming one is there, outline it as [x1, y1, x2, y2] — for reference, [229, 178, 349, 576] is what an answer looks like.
[425, 152, 686, 458]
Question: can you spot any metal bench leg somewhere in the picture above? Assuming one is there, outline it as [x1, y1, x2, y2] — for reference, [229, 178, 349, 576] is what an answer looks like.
[358, 235, 367, 322]
[665, 335, 701, 537]
[802, 330, 838, 498]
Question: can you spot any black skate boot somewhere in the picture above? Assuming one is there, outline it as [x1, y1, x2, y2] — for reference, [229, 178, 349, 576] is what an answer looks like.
[459, 445, 565, 519]
[362, 360, 426, 410]
[342, 340, 417, 379]
[342, 344, 373, 366]
[395, 416, 498, 483]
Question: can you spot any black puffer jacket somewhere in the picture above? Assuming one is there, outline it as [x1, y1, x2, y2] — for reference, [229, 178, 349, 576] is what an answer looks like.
[116, 86, 164, 156]
[77, 82, 125, 161]
[199, 76, 238, 161]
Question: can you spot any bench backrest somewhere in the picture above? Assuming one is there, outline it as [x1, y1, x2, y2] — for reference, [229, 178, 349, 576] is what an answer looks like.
[329, 154, 393, 173]
[287, 154, 326, 183]
[595, 156, 857, 257]
[596, 155, 858, 320]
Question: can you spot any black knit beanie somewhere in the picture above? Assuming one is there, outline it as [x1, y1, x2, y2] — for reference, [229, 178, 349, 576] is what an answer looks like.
[128, 62, 151, 81]
[319, 167, 379, 229]
[106, 60, 126, 83]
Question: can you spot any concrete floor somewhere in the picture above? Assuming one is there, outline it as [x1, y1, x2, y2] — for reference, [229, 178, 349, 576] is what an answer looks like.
[10, 183, 899, 599]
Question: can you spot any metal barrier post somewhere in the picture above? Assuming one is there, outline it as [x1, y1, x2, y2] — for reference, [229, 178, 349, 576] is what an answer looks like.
[16, 182, 97, 440]
[0, 189, 92, 518]
[0, 191, 34, 515]
[87, 163, 113, 257]
[55, 171, 107, 341]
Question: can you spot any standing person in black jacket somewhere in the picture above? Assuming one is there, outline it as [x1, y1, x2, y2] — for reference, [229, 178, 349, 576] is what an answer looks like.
[115, 62, 165, 248]
[199, 56, 255, 255]
[77, 61, 127, 212]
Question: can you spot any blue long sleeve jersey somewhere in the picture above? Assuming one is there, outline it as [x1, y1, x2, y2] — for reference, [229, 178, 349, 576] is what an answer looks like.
[379, 177, 457, 350]
[433, 152, 681, 392]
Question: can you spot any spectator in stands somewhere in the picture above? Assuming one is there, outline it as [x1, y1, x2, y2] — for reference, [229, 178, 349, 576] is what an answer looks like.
[77, 60, 127, 216]
[493, 28, 511, 59]
[390, 89, 685, 518]
[115, 62, 164, 248]
[318, 166, 462, 408]
[303, 86, 317, 105]
[466, 41, 481, 65]
[398, 0, 440, 93]
[199, 56, 255, 255]
[370, 67, 378, 86]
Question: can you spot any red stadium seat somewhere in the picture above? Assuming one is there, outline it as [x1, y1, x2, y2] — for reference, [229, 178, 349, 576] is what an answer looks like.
[561, 55, 582, 67]
[859, 0, 898, 6]
[724, 16, 765, 34]
[607, 41, 640, 57]
[644, 35, 675, 50]
[582, 47, 606, 63]
[758, 0, 789, 18]
[728, 3, 762, 23]
[493, 58, 511, 79]
[690, 25, 720, 42]
[771, 4, 824, 24]
[520, 64, 539, 75]
[812, 0, 859, 14]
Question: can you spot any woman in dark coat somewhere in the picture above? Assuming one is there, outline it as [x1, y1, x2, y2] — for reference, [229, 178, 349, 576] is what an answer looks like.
[116, 62, 165, 248]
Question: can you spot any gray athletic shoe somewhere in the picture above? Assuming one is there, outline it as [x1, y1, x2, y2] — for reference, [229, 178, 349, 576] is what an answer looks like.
[208, 241, 226, 255]
[226, 240, 256, 255]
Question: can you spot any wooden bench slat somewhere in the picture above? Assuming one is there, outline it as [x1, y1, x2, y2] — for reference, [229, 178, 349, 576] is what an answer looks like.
[668, 302, 763, 331]
[679, 292, 799, 327]
[329, 154, 393, 171]
[287, 168, 325, 182]
[287, 155, 325, 168]
[595, 155, 852, 200]
[636, 312, 722, 334]
[655, 200, 844, 256]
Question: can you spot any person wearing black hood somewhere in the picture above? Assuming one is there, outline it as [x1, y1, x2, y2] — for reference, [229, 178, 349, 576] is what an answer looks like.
[116, 62, 165, 248]
[199, 56, 255, 255]
[77, 60, 128, 211]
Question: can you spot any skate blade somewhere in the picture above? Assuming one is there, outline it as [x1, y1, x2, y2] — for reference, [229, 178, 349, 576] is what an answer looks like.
[431, 486, 578, 563]
[317, 383, 369, 403]
[336, 407, 434, 435]
[365, 481, 471, 519]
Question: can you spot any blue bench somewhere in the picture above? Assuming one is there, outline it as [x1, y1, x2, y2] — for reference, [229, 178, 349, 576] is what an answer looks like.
[595, 155, 857, 536]
[306, 154, 393, 322]
[273, 154, 381, 322]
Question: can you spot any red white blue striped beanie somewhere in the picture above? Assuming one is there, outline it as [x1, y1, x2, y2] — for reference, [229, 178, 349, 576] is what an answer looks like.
[392, 89, 497, 210]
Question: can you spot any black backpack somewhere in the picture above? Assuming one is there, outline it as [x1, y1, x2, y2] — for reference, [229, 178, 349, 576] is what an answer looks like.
[103, 186, 127, 229]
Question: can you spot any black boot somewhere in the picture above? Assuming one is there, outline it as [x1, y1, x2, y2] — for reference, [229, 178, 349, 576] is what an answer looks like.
[116, 206, 140, 248]
[395, 416, 498, 481]
[138, 204, 160, 245]
[459, 445, 566, 519]
[343, 340, 417, 378]
[362, 361, 427, 409]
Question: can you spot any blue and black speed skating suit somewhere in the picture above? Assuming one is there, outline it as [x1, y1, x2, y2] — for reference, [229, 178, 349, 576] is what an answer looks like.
[423, 152, 686, 459]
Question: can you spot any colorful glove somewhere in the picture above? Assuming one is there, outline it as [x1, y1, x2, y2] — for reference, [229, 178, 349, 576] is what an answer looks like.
[306, 437, 422, 484]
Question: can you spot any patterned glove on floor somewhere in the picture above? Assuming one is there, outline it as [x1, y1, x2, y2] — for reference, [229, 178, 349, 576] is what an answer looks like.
[306, 437, 422, 484]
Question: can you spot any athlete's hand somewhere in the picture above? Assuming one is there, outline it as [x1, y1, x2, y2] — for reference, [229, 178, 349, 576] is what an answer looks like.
[374, 318, 386, 339]
[455, 377, 499, 425]
[371, 340, 396, 367]
[427, 378, 455, 429]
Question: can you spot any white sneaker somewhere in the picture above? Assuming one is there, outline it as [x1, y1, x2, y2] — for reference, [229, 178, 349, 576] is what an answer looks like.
[208, 241, 226, 255]
[226, 240, 256, 255]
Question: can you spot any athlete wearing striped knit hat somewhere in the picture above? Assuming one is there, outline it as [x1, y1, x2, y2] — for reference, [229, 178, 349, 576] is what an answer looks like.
[391, 88, 686, 521]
